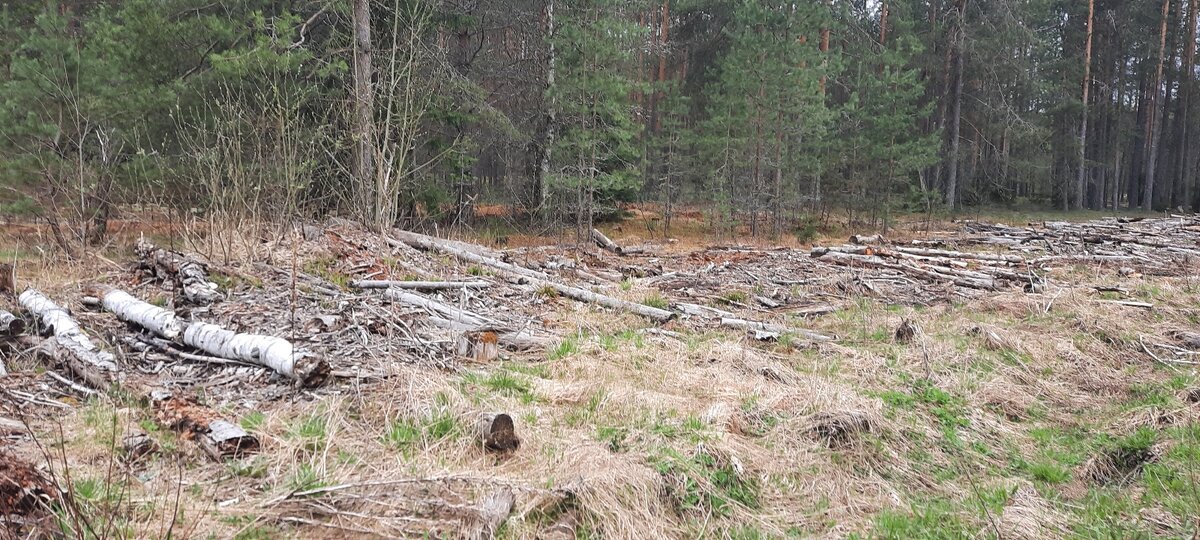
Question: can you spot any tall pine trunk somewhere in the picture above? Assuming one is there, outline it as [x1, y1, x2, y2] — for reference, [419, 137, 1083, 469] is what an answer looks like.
[945, 0, 967, 210]
[351, 0, 375, 225]
[1142, 0, 1171, 210]
[1074, 0, 1094, 210]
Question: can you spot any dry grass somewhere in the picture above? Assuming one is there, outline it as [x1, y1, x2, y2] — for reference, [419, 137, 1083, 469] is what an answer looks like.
[3, 219, 1200, 539]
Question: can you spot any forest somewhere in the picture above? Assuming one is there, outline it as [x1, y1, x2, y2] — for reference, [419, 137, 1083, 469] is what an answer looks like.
[4, 1, 1200, 539]
[2, 0, 1198, 246]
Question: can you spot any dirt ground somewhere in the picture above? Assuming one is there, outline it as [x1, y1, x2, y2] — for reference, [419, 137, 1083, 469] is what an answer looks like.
[2, 210, 1199, 539]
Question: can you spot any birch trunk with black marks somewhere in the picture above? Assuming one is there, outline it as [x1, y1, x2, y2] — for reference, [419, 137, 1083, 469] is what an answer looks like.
[18, 289, 118, 387]
[0, 310, 24, 336]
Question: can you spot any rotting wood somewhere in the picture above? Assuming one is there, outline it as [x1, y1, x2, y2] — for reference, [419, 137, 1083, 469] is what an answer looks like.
[0, 263, 13, 295]
[473, 413, 520, 453]
[152, 391, 258, 460]
[135, 237, 222, 304]
[719, 317, 835, 342]
[390, 229, 675, 322]
[18, 289, 118, 386]
[0, 447, 59, 527]
[350, 279, 490, 290]
[455, 330, 500, 362]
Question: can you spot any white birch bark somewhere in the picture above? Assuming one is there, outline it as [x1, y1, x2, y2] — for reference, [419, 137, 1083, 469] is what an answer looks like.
[0, 310, 24, 336]
[18, 289, 117, 373]
[181, 322, 327, 386]
[99, 288, 182, 339]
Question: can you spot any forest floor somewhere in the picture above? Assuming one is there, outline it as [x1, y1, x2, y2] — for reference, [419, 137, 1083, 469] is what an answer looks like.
[1, 208, 1199, 539]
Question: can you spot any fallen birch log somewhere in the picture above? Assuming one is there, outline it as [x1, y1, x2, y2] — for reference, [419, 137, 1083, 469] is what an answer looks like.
[720, 317, 835, 342]
[849, 234, 884, 245]
[135, 238, 222, 304]
[350, 280, 490, 290]
[92, 286, 327, 386]
[591, 228, 623, 254]
[391, 231, 675, 322]
[387, 232, 552, 282]
[463, 489, 516, 540]
[472, 412, 520, 453]
[18, 289, 118, 385]
[0, 310, 24, 336]
[182, 323, 328, 387]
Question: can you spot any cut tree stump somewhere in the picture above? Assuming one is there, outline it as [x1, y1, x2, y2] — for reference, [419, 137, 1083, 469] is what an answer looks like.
[473, 412, 520, 453]
[135, 238, 222, 304]
[0, 310, 25, 336]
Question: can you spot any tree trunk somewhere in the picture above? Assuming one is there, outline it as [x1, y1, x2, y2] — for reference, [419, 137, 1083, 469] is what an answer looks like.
[351, 0, 375, 224]
[654, 0, 670, 134]
[1143, 0, 1171, 210]
[537, 0, 556, 218]
[1075, 0, 1095, 210]
[945, 0, 967, 210]
[1175, 0, 1197, 208]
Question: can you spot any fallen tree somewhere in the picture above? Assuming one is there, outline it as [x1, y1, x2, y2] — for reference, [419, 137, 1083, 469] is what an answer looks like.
[135, 238, 222, 304]
[91, 286, 328, 387]
[390, 229, 675, 322]
[350, 280, 490, 290]
[18, 289, 118, 388]
[152, 391, 258, 460]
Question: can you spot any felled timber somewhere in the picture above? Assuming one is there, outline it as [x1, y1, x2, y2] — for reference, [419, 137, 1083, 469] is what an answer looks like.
[390, 230, 675, 322]
[0, 310, 24, 336]
[92, 286, 328, 387]
[472, 413, 520, 453]
[152, 391, 258, 460]
[426, 317, 552, 351]
[719, 317, 835, 342]
[591, 228, 623, 254]
[134, 238, 222, 304]
[849, 234, 883, 244]
[183, 323, 328, 387]
[812, 249, 996, 290]
[893, 246, 1025, 264]
[18, 289, 117, 387]
[384, 289, 493, 327]
[387, 231, 553, 282]
[350, 280, 490, 290]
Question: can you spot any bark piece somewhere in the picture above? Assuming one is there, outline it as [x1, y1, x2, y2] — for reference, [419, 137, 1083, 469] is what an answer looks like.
[182, 323, 329, 387]
[152, 392, 258, 460]
[473, 413, 520, 453]
[0, 263, 13, 295]
[0, 448, 58, 528]
[135, 238, 222, 304]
